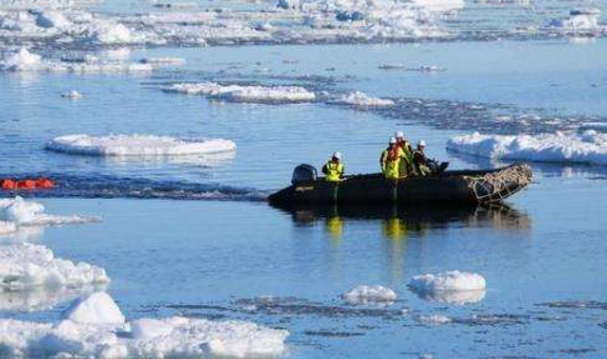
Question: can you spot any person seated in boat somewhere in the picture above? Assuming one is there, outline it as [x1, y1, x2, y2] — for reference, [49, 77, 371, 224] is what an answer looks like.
[395, 131, 413, 177]
[380, 137, 407, 180]
[322, 151, 345, 182]
[413, 140, 431, 177]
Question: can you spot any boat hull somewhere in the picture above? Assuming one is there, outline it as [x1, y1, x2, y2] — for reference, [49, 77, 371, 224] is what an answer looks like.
[268, 164, 532, 206]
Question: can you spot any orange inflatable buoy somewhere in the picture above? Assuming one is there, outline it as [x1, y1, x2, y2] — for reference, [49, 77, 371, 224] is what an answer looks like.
[1, 179, 16, 190]
[36, 178, 55, 189]
[17, 180, 36, 190]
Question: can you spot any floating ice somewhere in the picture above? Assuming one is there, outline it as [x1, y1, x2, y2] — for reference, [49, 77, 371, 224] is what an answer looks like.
[0, 242, 109, 290]
[331, 91, 395, 107]
[409, 271, 486, 292]
[0, 293, 289, 358]
[61, 90, 83, 99]
[46, 134, 237, 157]
[342, 285, 397, 305]
[415, 314, 452, 325]
[447, 131, 607, 166]
[167, 82, 316, 104]
[139, 56, 186, 65]
[0, 48, 153, 73]
[413, 287, 486, 305]
[0, 197, 100, 227]
[63, 292, 125, 324]
[0, 286, 101, 312]
[549, 8, 604, 33]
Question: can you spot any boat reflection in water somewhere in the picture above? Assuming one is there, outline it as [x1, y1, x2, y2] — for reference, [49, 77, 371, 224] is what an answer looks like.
[275, 204, 531, 241]
[272, 203, 531, 285]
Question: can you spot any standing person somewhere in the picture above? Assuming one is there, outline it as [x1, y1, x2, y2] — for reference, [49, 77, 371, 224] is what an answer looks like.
[380, 137, 406, 180]
[322, 151, 345, 182]
[395, 131, 413, 177]
[413, 140, 431, 176]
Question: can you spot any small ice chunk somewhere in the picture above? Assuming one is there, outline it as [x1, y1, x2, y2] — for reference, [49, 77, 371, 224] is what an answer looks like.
[0, 48, 42, 71]
[342, 285, 397, 305]
[46, 134, 237, 157]
[447, 131, 607, 166]
[378, 63, 406, 70]
[34, 10, 70, 29]
[139, 57, 186, 65]
[415, 314, 452, 325]
[61, 90, 83, 99]
[409, 271, 486, 292]
[0, 197, 100, 227]
[63, 292, 125, 324]
[331, 91, 394, 107]
[0, 221, 17, 235]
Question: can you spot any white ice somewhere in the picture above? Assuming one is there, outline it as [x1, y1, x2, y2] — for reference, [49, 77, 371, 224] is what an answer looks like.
[0, 48, 153, 73]
[0, 197, 100, 228]
[167, 82, 316, 104]
[46, 134, 237, 157]
[331, 91, 395, 107]
[549, 8, 604, 33]
[0, 242, 109, 291]
[61, 90, 83, 99]
[342, 285, 397, 305]
[447, 131, 607, 166]
[408, 271, 486, 304]
[0, 292, 289, 358]
[0, 285, 102, 312]
[415, 314, 452, 325]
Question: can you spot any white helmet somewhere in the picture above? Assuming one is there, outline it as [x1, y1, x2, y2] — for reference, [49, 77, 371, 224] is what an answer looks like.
[389, 137, 397, 144]
[395, 131, 404, 139]
[332, 151, 342, 160]
[418, 140, 426, 147]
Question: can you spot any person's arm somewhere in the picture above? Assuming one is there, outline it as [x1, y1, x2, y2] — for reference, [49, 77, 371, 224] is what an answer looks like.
[322, 163, 329, 175]
[340, 165, 345, 178]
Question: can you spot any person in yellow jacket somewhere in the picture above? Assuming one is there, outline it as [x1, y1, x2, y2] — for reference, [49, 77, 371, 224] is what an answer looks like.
[322, 151, 345, 182]
[395, 131, 413, 177]
[380, 137, 406, 180]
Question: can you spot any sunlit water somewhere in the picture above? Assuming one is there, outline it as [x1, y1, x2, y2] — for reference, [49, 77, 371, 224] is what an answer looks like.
[0, 38, 606, 358]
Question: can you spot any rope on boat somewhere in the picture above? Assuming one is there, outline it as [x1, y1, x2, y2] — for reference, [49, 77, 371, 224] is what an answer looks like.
[467, 164, 533, 203]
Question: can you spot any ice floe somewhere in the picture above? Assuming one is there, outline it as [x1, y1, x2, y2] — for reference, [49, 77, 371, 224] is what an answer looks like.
[61, 90, 82, 99]
[0, 242, 109, 290]
[166, 82, 316, 104]
[0, 285, 101, 312]
[342, 285, 397, 305]
[139, 56, 185, 65]
[0, 197, 99, 228]
[330, 91, 395, 107]
[409, 271, 486, 292]
[447, 131, 607, 166]
[0, 48, 153, 73]
[0, 292, 289, 358]
[415, 314, 452, 325]
[408, 271, 486, 304]
[63, 292, 125, 324]
[46, 134, 237, 157]
[548, 8, 605, 35]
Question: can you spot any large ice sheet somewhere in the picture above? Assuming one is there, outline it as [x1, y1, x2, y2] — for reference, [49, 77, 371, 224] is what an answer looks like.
[0, 292, 289, 358]
[0, 242, 109, 290]
[447, 131, 607, 166]
[46, 134, 237, 157]
[167, 82, 316, 104]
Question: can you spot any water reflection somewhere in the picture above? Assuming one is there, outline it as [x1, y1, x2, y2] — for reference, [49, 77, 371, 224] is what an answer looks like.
[277, 204, 531, 240]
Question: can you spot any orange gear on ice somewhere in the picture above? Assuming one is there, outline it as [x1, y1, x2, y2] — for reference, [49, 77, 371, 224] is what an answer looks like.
[1, 177, 55, 191]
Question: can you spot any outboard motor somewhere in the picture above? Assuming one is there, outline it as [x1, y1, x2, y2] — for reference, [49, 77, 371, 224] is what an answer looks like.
[292, 164, 317, 185]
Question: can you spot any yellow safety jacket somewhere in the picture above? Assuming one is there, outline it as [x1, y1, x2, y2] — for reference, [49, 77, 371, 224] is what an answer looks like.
[399, 142, 414, 177]
[380, 147, 405, 180]
[323, 161, 344, 182]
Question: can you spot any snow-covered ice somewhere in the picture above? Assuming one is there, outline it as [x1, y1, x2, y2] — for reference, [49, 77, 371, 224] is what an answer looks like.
[0, 242, 109, 290]
[408, 271, 486, 304]
[0, 292, 289, 358]
[63, 292, 125, 324]
[331, 91, 395, 107]
[0, 48, 153, 73]
[0, 197, 100, 228]
[167, 82, 316, 104]
[0, 286, 101, 312]
[61, 90, 83, 99]
[342, 285, 397, 305]
[447, 131, 607, 166]
[549, 8, 605, 34]
[46, 134, 237, 157]
[409, 271, 487, 292]
[415, 314, 452, 325]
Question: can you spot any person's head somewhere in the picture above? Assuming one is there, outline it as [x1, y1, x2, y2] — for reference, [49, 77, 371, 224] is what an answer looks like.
[332, 151, 342, 162]
[417, 140, 426, 151]
[394, 131, 405, 143]
[389, 137, 397, 147]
